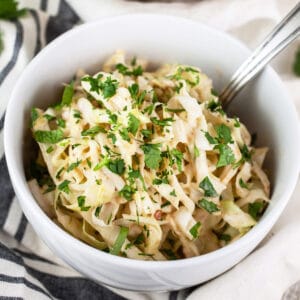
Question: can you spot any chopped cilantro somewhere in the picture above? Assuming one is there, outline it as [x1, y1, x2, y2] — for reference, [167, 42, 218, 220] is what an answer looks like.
[67, 160, 82, 172]
[248, 202, 264, 220]
[205, 131, 218, 144]
[141, 129, 152, 138]
[107, 132, 117, 144]
[198, 198, 220, 213]
[56, 118, 65, 128]
[165, 107, 185, 113]
[110, 226, 129, 255]
[234, 116, 240, 127]
[73, 110, 81, 119]
[94, 205, 102, 217]
[34, 129, 64, 144]
[207, 100, 225, 115]
[128, 113, 140, 135]
[141, 143, 162, 169]
[240, 144, 251, 161]
[107, 110, 118, 124]
[199, 176, 218, 197]
[215, 124, 233, 144]
[116, 63, 143, 76]
[169, 189, 177, 197]
[31, 108, 39, 127]
[107, 158, 125, 175]
[128, 169, 146, 191]
[143, 104, 154, 115]
[46, 146, 54, 153]
[119, 128, 130, 142]
[93, 156, 109, 171]
[239, 178, 249, 189]
[134, 233, 144, 245]
[119, 185, 136, 201]
[61, 81, 74, 106]
[161, 201, 171, 208]
[128, 83, 139, 99]
[44, 114, 55, 121]
[55, 167, 64, 179]
[81, 125, 106, 137]
[170, 149, 183, 172]
[214, 144, 235, 168]
[161, 248, 177, 260]
[58, 180, 71, 194]
[189, 222, 201, 239]
[151, 117, 174, 127]
[219, 234, 231, 242]
[153, 177, 169, 185]
[77, 195, 91, 211]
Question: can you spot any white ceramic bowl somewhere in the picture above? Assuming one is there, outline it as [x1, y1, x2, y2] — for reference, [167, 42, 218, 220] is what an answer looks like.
[4, 14, 300, 292]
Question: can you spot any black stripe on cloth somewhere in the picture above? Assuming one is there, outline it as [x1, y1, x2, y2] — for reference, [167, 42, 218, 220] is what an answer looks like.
[0, 242, 125, 300]
[0, 113, 5, 130]
[0, 156, 15, 228]
[40, 0, 47, 11]
[0, 297, 23, 300]
[0, 21, 24, 86]
[12, 248, 57, 265]
[46, 0, 80, 43]
[0, 274, 53, 299]
[30, 10, 42, 55]
[14, 214, 27, 242]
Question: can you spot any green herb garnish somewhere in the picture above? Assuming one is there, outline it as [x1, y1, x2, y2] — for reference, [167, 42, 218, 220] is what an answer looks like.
[110, 226, 129, 255]
[239, 178, 249, 189]
[107, 158, 125, 175]
[141, 143, 162, 169]
[293, 47, 300, 76]
[58, 180, 71, 194]
[189, 222, 201, 239]
[199, 176, 218, 197]
[119, 185, 136, 201]
[61, 81, 74, 106]
[34, 129, 64, 144]
[0, 0, 27, 20]
[198, 198, 220, 213]
[248, 202, 264, 220]
[81, 125, 106, 137]
[67, 160, 82, 172]
[128, 113, 140, 135]
[151, 117, 174, 127]
[77, 195, 91, 211]
[214, 144, 235, 168]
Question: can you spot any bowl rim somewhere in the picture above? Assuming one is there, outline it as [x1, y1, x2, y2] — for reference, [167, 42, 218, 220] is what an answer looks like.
[4, 13, 300, 270]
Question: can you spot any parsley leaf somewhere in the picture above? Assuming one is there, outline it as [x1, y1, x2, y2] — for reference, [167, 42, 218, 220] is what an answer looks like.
[46, 146, 54, 153]
[189, 222, 201, 239]
[116, 63, 143, 76]
[153, 177, 169, 185]
[81, 125, 106, 137]
[240, 144, 251, 161]
[34, 129, 64, 144]
[58, 180, 71, 194]
[234, 116, 240, 127]
[102, 76, 118, 99]
[198, 198, 220, 213]
[199, 176, 218, 197]
[110, 226, 129, 256]
[248, 202, 264, 220]
[128, 83, 139, 99]
[214, 144, 235, 168]
[0, 0, 27, 20]
[207, 100, 225, 115]
[219, 234, 231, 242]
[77, 195, 91, 211]
[169, 189, 177, 197]
[128, 113, 140, 135]
[119, 128, 130, 142]
[141, 129, 152, 139]
[57, 118, 65, 128]
[128, 169, 146, 191]
[141, 144, 162, 169]
[107, 158, 125, 175]
[205, 131, 218, 144]
[93, 156, 110, 171]
[107, 132, 117, 144]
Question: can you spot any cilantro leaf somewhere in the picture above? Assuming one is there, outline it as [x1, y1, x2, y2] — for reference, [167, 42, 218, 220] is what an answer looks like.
[107, 132, 117, 144]
[219, 234, 231, 242]
[128, 169, 146, 190]
[93, 156, 109, 171]
[107, 158, 125, 175]
[31, 108, 39, 127]
[151, 117, 174, 127]
[234, 116, 240, 127]
[141, 144, 162, 169]
[119, 128, 130, 142]
[128, 113, 140, 135]
[128, 83, 139, 99]
[81, 125, 106, 137]
[57, 118, 65, 128]
[102, 76, 118, 99]
[199, 176, 218, 197]
[170, 149, 183, 172]
[110, 226, 129, 255]
[116, 63, 143, 76]
[119, 185, 136, 201]
[248, 202, 264, 220]
[240, 144, 251, 161]
[239, 178, 249, 189]
[34, 129, 64, 144]
[207, 100, 225, 115]
[205, 131, 218, 144]
[215, 124, 233, 144]
[198, 198, 220, 213]
[58, 180, 71, 194]
[189, 222, 201, 239]
[169, 189, 177, 197]
[293, 47, 300, 77]
[77, 195, 91, 211]
[0, 0, 27, 20]
[141, 129, 152, 139]
[61, 81, 74, 106]
[214, 144, 235, 168]
[67, 160, 82, 172]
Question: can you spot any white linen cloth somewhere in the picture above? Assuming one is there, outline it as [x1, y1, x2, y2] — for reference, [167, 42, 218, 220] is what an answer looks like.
[0, 0, 299, 299]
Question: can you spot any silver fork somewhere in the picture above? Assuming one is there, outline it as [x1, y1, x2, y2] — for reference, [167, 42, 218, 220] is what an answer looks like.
[220, 2, 300, 108]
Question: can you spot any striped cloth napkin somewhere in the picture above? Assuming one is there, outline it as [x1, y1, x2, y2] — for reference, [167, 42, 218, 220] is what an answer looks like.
[0, 0, 299, 299]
